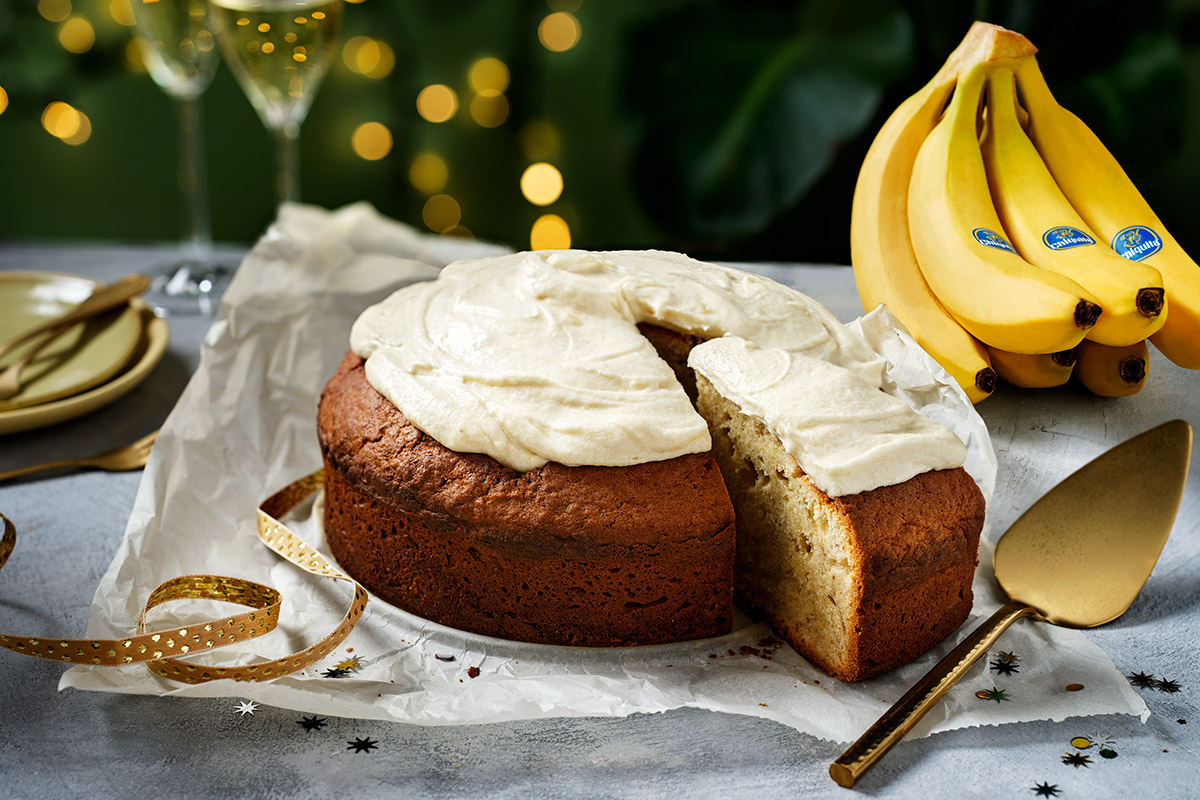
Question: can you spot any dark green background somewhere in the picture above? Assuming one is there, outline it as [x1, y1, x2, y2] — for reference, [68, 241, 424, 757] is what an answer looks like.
[3, 0, 1200, 264]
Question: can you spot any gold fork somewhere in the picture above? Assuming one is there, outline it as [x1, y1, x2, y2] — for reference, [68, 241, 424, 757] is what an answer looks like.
[0, 430, 158, 484]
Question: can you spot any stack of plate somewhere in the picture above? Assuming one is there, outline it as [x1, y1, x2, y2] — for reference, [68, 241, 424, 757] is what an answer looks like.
[0, 272, 170, 435]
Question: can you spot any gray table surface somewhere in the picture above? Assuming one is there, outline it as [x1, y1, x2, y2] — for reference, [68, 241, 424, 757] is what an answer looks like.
[2, 243, 1198, 800]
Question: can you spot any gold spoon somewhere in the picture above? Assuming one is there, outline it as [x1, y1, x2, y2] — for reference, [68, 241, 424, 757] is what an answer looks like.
[830, 419, 1193, 788]
[0, 274, 150, 402]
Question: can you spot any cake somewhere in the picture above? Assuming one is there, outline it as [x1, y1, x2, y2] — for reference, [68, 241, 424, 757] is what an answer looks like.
[318, 249, 985, 680]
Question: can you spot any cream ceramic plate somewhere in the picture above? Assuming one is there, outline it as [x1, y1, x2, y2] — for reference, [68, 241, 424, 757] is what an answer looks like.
[0, 272, 143, 412]
[0, 297, 169, 435]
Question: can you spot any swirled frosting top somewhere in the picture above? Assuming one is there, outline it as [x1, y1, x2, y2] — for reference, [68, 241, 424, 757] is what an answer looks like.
[349, 249, 963, 493]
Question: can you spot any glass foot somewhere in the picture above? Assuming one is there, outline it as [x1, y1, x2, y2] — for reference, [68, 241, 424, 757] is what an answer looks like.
[145, 258, 234, 317]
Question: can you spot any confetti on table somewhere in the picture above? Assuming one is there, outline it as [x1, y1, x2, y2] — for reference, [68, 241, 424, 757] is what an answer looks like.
[975, 686, 1010, 703]
[1061, 751, 1092, 768]
[347, 736, 378, 753]
[1155, 678, 1181, 693]
[1126, 670, 1156, 689]
[1031, 782, 1061, 797]
[235, 700, 259, 716]
[990, 656, 1020, 676]
[297, 715, 327, 732]
[335, 656, 363, 671]
[321, 667, 351, 679]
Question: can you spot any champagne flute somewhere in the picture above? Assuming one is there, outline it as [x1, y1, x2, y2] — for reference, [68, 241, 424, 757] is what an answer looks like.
[209, 0, 344, 205]
[132, 0, 232, 316]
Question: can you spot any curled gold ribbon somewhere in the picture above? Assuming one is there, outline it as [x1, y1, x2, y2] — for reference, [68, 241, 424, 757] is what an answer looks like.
[0, 468, 368, 684]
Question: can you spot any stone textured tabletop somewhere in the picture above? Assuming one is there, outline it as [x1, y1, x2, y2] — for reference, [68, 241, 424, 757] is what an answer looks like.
[1, 243, 1197, 799]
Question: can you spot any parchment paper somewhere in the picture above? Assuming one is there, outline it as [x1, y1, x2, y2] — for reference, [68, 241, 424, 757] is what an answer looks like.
[62, 202, 1147, 741]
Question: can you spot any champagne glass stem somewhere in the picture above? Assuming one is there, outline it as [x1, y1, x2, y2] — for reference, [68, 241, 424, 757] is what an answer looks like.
[272, 123, 301, 206]
[176, 93, 213, 260]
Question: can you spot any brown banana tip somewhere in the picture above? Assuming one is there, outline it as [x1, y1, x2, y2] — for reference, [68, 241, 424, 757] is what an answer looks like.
[1118, 356, 1147, 385]
[1074, 300, 1102, 330]
[1051, 349, 1078, 368]
[1136, 287, 1165, 318]
[975, 367, 997, 396]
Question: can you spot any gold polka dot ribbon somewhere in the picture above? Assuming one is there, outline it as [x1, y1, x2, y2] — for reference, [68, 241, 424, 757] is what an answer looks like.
[0, 468, 368, 684]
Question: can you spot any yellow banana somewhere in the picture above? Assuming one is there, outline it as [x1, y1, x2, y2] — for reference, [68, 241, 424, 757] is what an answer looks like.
[908, 60, 1102, 355]
[852, 23, 1038, 402]
[1074, 339, 1149, 397]
[986, 345, 1075, 388]
[980, 69, 1166, 347]
[1016, 57, 1200, 368]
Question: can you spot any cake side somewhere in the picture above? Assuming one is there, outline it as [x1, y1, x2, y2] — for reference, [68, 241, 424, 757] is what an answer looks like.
[318, 351, 737, 646]
[694, 373, 985, 681]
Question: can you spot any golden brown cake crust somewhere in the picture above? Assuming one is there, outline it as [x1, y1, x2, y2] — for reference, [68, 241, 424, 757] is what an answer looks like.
[318, 351, 737, 646]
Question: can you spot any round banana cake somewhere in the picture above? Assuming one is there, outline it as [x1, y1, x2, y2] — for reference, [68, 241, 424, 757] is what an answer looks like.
[317, 249, 986, 680]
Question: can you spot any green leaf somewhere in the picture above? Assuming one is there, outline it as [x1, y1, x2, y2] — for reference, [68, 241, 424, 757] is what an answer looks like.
[626, 2, 912, 242]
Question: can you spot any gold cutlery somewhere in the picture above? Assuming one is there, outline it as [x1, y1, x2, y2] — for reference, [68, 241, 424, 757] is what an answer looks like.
[0, 430, 158, 484]
[0, 274, 150, 402]
[830, 419, 1193, 787]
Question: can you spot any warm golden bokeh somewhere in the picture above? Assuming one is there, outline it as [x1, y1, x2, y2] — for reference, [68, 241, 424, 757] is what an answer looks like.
[423, 194, 462, 232]
[0, 86, 7, 116]
[59, 16, 96, 54]
[351, 121, 392, 161]
[41, 101, 92, 145]
[416, 84, 458, 123]
[123, 38, 147, 72]
[468, 57, 510, 94]
[530, 214, 571, 249]
[108, 0, 135, 26]
[38, 0, 71, 23]
[470, 91, 509, 128]
[520, 162, 564, 206]
[343, 36, 395, 79]
[538, 12, 580, 52]
[409, 152, 449, 194]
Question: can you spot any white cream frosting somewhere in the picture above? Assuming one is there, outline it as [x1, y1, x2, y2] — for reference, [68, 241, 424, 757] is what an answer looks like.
[687, 336, 967, 496]
[349, 249, 963, 493]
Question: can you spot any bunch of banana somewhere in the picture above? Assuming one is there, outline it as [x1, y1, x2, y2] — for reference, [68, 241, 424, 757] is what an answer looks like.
[851, 22, 1200, 401]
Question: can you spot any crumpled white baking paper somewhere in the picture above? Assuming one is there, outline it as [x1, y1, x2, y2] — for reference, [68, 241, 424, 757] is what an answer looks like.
[62, 202, 1147, 741]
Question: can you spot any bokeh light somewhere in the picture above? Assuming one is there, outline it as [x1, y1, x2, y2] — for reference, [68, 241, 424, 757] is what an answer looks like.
[470, 91, 509, 128]
[108, 0, 135, 26]
[519, 121, 562, 161]
[59, 16, 96, 54]
[123, 38, 147, 72]
[416, 84, 458, 123]
[468, 57, 510, 93]
[423, 194, 462, 233]
[538, 12, 580, 52]
[530, 214, 571, 249]
[0, 87, 7, 116]
[38, 0, 71, 23]
[520, 162, 564, 206]
[351, 121, 393, 161]
[409, 152, 448, 194]
[41, 101, 92, 145]
[343, 36, 395, 79]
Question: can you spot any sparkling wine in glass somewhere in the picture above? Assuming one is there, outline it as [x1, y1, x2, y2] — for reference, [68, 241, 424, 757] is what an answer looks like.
[132, 0, 232, 316]
[210, 0, 344, 205]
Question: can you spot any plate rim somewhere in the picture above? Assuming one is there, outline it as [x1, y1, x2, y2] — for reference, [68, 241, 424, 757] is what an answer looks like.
[0, 271, 144, 412]
[0, 296, 170, 435]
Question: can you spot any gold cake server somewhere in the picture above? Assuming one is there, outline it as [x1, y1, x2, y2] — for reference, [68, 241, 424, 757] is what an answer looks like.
[830, 418, 1192, 788]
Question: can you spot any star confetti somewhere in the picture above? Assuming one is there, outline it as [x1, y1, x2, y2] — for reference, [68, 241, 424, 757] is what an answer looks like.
[347, 736, 378, 753]
[1127, 670, 1156, 689]
[235, 700, 259, 716]
[1155, 677, 1182, 693]
[321, 667, 351, 679]
[297, 715, 327, 732]
[1061, 751, 1092, 768]
[1031, 782, 1061, 797]
[335, 656, 363, 671]
[990, 657, 1020, 676]
[975, 686, 1010, 703]
[996, 650, 1021, 663]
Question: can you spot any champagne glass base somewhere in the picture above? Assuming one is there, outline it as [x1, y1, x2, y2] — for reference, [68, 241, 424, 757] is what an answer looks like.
[145, 258, 234, 317]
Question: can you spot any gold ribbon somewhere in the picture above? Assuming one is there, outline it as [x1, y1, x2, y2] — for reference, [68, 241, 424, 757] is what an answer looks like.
[0, 468, 368, 684]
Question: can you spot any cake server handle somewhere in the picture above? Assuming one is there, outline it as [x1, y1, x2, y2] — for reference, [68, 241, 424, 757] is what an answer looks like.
[829, 600, 1040, 788]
